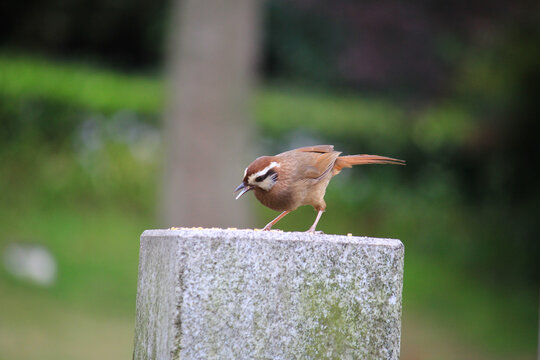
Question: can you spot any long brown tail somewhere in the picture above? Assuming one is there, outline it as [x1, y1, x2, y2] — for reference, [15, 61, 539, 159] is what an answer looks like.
[333, 154, 405, 174]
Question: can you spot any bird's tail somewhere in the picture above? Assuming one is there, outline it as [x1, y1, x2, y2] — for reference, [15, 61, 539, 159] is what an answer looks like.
[333, 154, 405, 175]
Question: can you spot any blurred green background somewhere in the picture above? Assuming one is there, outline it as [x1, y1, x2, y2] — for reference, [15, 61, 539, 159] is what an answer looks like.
[0, 0, 538, 359]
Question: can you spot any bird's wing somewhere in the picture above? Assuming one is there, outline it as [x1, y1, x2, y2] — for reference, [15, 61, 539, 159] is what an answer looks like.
[301, 151, 342, 180]
[276, 145, 339, 180]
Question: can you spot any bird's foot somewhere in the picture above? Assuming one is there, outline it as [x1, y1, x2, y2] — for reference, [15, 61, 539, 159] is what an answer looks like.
[306, 229, 324, 234]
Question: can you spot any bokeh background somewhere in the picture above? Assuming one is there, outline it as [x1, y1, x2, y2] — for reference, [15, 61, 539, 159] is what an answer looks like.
[1, 0, 539, 359]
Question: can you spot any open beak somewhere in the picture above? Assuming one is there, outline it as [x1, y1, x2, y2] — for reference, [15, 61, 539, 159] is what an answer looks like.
[234, 183, 253, 200]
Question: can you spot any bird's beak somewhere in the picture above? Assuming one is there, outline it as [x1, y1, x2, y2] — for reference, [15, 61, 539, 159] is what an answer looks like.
[234, 183, 253, 200]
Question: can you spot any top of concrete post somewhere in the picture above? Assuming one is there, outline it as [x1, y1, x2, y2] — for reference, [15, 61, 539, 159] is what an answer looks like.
[142, 227, 403, 247]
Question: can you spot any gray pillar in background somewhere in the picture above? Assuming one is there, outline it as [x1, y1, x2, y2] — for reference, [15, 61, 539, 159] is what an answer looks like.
[162, 0, 259, 228]
[133, 229, 404, 359]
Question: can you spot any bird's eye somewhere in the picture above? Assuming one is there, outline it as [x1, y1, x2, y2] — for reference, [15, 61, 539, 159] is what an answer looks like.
[254, 169, 276, 183]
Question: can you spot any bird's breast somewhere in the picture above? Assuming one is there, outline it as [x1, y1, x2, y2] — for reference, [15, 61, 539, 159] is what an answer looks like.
[254, 186, 297, 212]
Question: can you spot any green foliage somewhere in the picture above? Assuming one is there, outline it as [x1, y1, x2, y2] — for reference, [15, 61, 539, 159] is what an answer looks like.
[264, 1, 344, 85]
[256, 86, 407, 149]
[0, 54, 472, 151]
[0, 54, 163, 115]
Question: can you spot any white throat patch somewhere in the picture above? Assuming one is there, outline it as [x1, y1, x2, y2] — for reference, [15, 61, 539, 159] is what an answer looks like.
[247, 161, 280, 191]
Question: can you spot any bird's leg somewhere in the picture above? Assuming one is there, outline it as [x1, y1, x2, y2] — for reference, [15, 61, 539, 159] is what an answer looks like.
[262, 210, 290, 231]
[306, 210, 324, 233]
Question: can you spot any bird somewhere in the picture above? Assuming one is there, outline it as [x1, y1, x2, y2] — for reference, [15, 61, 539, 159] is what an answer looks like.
[234, 145, 405, 232]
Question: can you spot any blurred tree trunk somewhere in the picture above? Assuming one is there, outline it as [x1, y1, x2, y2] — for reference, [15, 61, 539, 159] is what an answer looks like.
[162, 0, 259, 228]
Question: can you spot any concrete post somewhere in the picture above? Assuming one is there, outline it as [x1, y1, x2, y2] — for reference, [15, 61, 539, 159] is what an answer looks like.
[133, 228, 404, 359]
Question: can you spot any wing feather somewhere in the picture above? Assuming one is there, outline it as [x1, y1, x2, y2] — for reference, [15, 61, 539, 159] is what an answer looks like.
[277, 145, 334, 156]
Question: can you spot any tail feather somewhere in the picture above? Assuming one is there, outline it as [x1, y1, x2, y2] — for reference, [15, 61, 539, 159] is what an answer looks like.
[334, 155, 405, 174]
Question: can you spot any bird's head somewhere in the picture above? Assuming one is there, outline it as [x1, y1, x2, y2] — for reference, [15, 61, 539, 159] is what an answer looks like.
[234, 156, 280, 199]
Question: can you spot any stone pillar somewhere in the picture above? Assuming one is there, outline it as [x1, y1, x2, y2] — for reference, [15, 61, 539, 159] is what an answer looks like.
[133, 229, 404, 359]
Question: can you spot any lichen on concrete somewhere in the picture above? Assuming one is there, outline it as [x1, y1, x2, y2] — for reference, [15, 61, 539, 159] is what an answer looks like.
[133, 228, 404, 360]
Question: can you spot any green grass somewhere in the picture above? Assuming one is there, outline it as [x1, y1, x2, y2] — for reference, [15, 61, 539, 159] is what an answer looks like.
[0, 276, 134, 360]
[0, 201, 151, 315]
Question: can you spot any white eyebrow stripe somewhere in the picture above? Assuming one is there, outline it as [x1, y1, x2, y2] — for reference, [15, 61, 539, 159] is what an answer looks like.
[247, 162, 280, 184]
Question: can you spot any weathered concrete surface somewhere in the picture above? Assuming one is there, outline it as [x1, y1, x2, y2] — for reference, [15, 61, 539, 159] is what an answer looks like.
[133, 228, 404, 360]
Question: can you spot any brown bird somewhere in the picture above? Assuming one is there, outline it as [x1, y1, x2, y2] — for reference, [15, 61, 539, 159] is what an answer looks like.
[234, 145, 405, 232]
